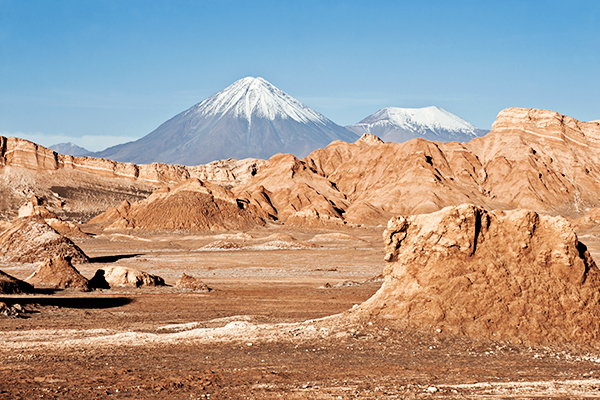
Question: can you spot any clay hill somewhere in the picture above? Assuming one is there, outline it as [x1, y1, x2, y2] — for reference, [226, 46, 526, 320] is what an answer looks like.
[26, 256, 91, 291]
[2, 107, 600, 230]
[353, 204, 600, 345]
[93, 77, 358, 165]
[89, 178, 269, 231]
[0, 269, 33, 294]
[0, 215, 88, 264]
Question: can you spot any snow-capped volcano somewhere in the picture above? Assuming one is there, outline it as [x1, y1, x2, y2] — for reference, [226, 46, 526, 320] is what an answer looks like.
[346, 106, 488, 143]
[192, 77, 329, 124]
[94, 77, 357, 165]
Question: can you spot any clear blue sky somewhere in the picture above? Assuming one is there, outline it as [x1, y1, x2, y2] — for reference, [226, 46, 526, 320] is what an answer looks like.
[1, 0, 598, 151]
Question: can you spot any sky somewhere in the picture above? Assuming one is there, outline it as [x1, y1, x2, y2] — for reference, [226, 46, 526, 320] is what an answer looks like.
[0, 0, 598, 151]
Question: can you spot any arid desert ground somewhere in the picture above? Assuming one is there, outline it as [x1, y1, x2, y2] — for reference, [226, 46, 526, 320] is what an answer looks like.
[2, 223, 600, 399]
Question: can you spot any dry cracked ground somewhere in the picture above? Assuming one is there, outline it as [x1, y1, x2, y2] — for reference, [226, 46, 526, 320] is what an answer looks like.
[3, 225, 600, 399]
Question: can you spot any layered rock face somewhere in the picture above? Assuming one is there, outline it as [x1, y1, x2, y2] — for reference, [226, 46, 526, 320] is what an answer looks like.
[3, 107, 600, 228]
[90, 178, 269, 231]
[0, 136, 264, 221]
[233, 107, 600, 226]
[358, 204, 600, 345]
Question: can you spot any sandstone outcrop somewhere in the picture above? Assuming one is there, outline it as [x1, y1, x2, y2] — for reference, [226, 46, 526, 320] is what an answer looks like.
[89, 178, 269, 231]
[25, 256, 91, 291]
[101, 266, 165, 288]
[357, 204, 600, 345]
[0, 270, 34, 294]
[17, 196, 88, 238]
[0, 216, 89, 264]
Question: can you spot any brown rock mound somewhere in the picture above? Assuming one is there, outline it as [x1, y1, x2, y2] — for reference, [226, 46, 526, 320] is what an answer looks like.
[0, 216, 89, 263]
[0, 270, 34, 294]
[17, 196, 89, 238]
[25, 256, 91, 291]
[102, 266, 165, 288]
[358, 204, 600, 345]
[89, 178, 269, 231]
[175, 273, 211, 292]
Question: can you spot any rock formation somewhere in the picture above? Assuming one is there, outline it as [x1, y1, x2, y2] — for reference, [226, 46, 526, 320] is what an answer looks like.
[4, 107, 600, 227]
[175, 273, 211, 292]
[101, 266, 165, 288]
[357, 204, 600, 345]
[89, 178, 269, 231]
[0, 270, 34, 294]
[0, 135, 264, 220]
[0, 215, 89, 264]
[232, 107, 600, 226]
[16, 196, 88, 238]
[25, 256, 91, 291]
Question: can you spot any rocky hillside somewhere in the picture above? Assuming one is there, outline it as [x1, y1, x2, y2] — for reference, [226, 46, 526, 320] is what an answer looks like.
[231, 107, 600, 227]
[2, 107, 600, 228]
[0, 136, 264, 221]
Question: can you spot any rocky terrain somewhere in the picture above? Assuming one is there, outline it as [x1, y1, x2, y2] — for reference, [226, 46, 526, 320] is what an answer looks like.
[3, 107, 600, 398]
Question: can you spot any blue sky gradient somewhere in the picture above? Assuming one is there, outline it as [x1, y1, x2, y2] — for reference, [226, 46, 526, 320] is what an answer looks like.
[1, 0, 598, 150]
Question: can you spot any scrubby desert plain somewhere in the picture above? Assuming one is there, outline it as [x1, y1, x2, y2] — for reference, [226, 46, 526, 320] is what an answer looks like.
[3, 108, 600, 399]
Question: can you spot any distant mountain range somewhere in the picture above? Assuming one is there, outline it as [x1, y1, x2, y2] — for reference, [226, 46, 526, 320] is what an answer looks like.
[345, 106, 489, 143]
[50, 77, 490, 165]
[48, 142, 92, 157]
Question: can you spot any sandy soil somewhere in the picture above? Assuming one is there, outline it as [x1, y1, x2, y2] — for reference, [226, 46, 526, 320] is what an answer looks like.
[2, 225, 600, 399]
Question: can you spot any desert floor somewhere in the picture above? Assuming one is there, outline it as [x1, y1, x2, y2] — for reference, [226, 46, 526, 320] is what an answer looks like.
[2, 225, 600, 399]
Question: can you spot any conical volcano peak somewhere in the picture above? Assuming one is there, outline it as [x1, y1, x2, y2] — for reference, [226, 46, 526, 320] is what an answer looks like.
[93, 76, 357, 165]
[367, 106, 477, 132]
[189, 76, 329, 125]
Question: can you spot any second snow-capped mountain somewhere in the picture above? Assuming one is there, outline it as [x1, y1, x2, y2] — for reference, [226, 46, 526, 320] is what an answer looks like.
[94, 77, 358, 165]
[346, 106, 488, 143]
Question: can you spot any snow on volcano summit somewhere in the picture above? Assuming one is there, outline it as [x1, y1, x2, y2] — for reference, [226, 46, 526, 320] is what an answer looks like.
[94, 77, 357, 165]
[346, 106, 488, 143]
[190, 77, 329, 125]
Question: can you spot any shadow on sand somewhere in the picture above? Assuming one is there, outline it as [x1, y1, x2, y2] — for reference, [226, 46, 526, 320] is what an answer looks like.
[89, 254, 142, 263]
[0, 295, 133, 309]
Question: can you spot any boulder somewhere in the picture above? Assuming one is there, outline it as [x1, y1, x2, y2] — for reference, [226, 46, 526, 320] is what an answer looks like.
[358, 204, 600, 345]
[175, 273, 211, 292]
[101, 266, 165, 288]
[25, 256, 91, 291]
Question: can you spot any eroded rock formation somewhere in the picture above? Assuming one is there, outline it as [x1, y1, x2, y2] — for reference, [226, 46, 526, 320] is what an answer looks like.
[26, 256, 91, 291]
[0, 270, 34, 294]
[89, 178, 269, 231]
[101, 266, 165, 288]
[357, 204, 600, 345]
[0, 216, 89, 264]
